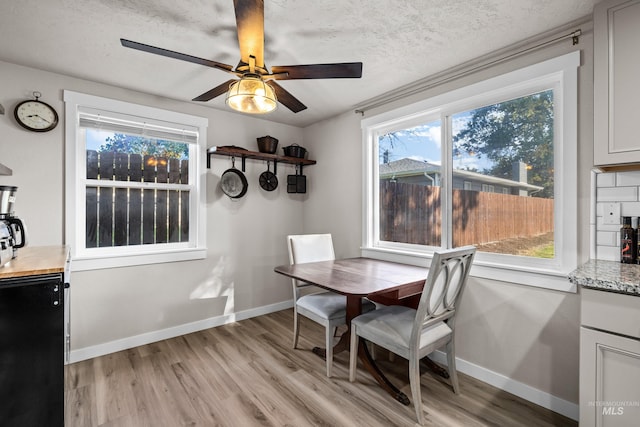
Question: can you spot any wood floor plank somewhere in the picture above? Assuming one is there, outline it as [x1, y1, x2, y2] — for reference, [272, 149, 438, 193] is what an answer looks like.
[129, 352, 183, 427]
[227, 358, 312, 427]
[248, 356, 344, 426]
[170, 361, 229, 426]
[93, 352, 138, 425]
[66, 357, 95, 390]
[65, 309, 577, 427]
[65, 384, 98, 427]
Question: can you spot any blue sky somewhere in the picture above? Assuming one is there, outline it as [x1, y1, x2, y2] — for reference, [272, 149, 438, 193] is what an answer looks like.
[86, 129, 113, 151]
[379, 112, 494, 171]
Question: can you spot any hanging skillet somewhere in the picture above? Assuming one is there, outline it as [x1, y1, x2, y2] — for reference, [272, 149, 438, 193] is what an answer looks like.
[259, 161, 278, 191]
[220, 158, 248, 199]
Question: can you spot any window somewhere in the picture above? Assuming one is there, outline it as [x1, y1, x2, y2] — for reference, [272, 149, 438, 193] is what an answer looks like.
[362, 52, 579, 291]
[64, 91, 208, 270]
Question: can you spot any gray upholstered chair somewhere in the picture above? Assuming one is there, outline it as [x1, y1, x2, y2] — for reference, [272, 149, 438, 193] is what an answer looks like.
[288, 233, 375, 377]
[348, 246, 476, 425]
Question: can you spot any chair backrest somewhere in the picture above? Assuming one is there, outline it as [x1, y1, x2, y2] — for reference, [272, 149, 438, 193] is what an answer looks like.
[287, 234, 335, 265]
[287, 234, 335, 295]
[411, 246, 476, 344]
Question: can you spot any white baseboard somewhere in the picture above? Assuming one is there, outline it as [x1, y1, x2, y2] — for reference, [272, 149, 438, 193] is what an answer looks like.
[69, 300, 294, 363]
[430, 350, 579, 421]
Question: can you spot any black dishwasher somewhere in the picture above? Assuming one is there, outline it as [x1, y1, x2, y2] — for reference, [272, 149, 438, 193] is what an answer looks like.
[0, 273, 65, 427]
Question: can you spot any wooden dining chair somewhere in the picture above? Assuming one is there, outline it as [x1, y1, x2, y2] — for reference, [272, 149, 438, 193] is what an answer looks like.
[288, 234, 375, 377]
[348, 246, 476, 425]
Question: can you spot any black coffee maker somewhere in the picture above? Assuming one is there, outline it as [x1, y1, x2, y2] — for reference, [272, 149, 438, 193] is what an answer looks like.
[0, 186, 27, 265]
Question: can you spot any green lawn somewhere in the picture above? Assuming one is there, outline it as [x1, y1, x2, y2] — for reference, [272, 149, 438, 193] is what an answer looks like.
[525, 243, 555, 258]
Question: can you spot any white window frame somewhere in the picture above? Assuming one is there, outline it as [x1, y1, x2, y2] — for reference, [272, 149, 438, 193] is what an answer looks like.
[64, 91, 208, 271]
[362, 51, 579, 292]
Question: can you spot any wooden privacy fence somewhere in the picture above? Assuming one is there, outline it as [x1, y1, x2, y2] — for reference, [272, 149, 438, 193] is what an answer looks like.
[380, 181, 554, 247]
[85, 150, 189, 248]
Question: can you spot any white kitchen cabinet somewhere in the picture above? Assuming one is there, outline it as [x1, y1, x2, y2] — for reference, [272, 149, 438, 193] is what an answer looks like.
[593, 0, 640, 166]
[580, 327, 640, 426]
[580, 288, 640, 426]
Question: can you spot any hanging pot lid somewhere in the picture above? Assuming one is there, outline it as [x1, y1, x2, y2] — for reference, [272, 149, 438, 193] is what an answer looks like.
[220, 159, 248, 199]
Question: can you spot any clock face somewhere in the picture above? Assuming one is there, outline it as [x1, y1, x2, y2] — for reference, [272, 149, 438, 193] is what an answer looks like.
[14, 100, 59, 132]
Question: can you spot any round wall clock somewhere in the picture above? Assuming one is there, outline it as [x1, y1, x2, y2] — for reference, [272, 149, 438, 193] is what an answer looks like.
[14, 91, 59, 132]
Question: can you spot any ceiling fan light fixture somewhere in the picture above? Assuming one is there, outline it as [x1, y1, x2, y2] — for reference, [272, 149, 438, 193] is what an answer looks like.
[226, 74, 277, 114]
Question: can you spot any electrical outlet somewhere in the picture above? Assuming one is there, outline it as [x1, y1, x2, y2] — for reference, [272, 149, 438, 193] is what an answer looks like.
[603, 203, 621, 225]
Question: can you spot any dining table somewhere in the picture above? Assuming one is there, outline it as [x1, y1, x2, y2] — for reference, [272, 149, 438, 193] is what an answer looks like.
[274, 257, 447, 405]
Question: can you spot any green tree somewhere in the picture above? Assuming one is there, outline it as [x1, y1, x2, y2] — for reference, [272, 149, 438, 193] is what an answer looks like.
[99, 134, 188, 159]
[453, 90, 554, 198]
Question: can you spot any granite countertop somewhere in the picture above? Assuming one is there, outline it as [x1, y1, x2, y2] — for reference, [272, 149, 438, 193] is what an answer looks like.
[569, 259, 640, 296]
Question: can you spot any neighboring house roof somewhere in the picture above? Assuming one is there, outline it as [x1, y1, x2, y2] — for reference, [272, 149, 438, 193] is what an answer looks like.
[379, 158, 431, 175]
[379, 158, 544, 192]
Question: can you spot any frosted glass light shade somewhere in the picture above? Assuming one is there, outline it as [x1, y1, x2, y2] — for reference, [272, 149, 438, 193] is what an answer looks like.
[226, 75, 277, 114]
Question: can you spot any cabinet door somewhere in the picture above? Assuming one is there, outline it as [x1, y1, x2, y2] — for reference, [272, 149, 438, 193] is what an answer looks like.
[580, 327, 640, 426]
[594, 0, 640, 165]
[0, 275, 65, 427]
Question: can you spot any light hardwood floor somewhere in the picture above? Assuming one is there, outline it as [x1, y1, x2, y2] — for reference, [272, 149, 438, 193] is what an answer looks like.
[65, 309, 577, 426]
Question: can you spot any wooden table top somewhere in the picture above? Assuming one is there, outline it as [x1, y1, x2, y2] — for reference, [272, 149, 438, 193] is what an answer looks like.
[274, 257, 428, 297]
[0, 245, 69, 279]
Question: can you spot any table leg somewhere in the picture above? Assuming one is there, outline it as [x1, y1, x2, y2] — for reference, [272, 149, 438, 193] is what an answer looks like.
[311, 333, 348, 358]
[348, 295, 410, 405]
[358, 337, 410, 405]
[311, 295, 411, 405]
[421, 356, 450, 378]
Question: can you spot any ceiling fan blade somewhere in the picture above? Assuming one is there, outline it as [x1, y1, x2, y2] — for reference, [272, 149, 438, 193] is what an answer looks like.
[192, 80, 237, 102]
[121, 39, 235, 74]
[271, 63, 363, 80]
[234, 0, 265, 69]
[268, 81, 307, 113]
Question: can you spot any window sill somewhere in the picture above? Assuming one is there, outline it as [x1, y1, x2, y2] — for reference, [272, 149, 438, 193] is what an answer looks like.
[361, 247, 576, 293]
[70, 248, 206, 271]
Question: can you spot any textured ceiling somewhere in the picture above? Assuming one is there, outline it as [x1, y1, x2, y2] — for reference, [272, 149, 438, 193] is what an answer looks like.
[0, 0, 596, 127]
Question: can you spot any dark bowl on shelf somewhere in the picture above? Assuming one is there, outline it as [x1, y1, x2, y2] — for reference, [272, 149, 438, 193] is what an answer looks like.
[257, 136, 278, 154]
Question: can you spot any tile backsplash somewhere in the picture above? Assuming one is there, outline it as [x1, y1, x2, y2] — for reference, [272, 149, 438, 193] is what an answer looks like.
[596, 170, 640, 261]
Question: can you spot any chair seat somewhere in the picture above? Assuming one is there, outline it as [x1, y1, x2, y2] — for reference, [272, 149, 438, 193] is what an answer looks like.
[352, 305, 451, 357]
[297, 291, 376, 321]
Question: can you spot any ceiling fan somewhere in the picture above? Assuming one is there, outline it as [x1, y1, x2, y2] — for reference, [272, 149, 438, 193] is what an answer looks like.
[121, 0, 363, 114]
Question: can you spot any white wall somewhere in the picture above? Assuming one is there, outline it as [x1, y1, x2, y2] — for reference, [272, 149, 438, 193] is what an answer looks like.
[0, 60, 304, 356]
[302, 23, 594, 410]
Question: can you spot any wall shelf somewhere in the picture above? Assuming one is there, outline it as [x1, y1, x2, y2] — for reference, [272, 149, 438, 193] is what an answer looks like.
[207, 145, 316, 173]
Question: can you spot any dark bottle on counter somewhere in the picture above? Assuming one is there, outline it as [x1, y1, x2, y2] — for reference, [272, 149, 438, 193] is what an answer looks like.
[635, 217, 640, 264]
[621, 216, 636, 263]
